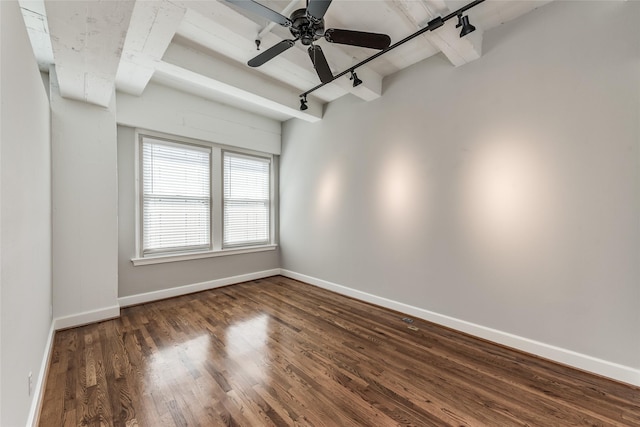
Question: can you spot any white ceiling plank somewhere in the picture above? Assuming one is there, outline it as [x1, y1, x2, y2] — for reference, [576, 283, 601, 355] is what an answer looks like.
[159, 42, 322, 122]
[178, 1, 383, 103]
[45, 0, 135, 107]
[116, 0, 186, 96]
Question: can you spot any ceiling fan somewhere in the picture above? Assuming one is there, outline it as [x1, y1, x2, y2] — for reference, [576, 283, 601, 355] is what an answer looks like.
[226, 0, 392, 84]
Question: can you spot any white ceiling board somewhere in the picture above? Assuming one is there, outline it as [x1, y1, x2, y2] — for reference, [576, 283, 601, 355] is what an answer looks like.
[159, 42, 323, 122]
[116, 0, 186, 95]
[45, 0, 136, 107]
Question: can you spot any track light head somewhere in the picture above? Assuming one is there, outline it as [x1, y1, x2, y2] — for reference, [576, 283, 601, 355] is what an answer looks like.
[300, 95, 308, 111]
[350, 70, 363, 87]
[456, 14, 475, 38]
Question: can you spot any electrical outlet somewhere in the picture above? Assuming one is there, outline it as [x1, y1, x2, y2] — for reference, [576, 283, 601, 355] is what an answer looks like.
[28, 372, 33, 396]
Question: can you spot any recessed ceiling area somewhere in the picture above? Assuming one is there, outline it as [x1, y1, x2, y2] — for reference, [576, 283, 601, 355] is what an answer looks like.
[19, 0, 552, 122]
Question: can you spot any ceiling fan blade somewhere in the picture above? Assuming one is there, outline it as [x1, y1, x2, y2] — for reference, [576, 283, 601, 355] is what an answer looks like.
[308, 45, 333, 84]
[306, 0, 332, 21]
[324, 28, 391, 50]
[248, 40, 296, 67]
[225, 0, 292, 27]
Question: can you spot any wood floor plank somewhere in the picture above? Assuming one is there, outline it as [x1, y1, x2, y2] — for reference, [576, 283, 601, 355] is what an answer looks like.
[39, 276, 640, 426]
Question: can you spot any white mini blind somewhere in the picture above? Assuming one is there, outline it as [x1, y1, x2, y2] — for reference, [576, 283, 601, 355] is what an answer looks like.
[223, 152, 270, 247]
[142, 139, 211, 254]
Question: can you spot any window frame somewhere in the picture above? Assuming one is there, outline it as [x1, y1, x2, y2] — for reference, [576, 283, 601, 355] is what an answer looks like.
[132, 129, 277, 266]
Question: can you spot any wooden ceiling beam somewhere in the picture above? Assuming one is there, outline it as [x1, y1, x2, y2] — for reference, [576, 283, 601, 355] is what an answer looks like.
[45, 0, 135, 107]
[387, 0, 483, 67]
[116, 0, 186, 96]
[159, 42, 323, 122]
[18, 0, 54, 71]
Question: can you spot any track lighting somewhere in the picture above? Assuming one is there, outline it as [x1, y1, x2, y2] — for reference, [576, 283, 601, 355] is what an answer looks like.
[349, 70, 363, 87]
[299, 0, 486, 101]
[456, 14, 476, 38]
[300, 95, 308, 111]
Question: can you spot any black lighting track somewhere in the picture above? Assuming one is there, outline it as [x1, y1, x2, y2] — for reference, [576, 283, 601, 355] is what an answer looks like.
[299, 0, 485, 100]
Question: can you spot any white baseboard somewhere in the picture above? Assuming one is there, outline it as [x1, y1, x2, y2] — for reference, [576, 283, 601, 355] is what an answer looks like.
[26, 322, 55, 427]
[118, 269, 281, 308]
[280, 269, 640, 387]
[53, 305, 121, 331]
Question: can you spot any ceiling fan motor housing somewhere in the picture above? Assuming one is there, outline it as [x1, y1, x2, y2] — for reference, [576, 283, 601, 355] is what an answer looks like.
[289, 8, 324, 46]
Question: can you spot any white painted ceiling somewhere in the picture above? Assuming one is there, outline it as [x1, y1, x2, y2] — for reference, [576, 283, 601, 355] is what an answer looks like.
[19, 0, 552, 122]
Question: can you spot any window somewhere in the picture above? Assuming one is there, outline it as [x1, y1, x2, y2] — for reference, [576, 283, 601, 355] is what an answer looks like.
[142, 139, 211, 255]
[223, 152, 270, 247]
[136, 133, 275, 263]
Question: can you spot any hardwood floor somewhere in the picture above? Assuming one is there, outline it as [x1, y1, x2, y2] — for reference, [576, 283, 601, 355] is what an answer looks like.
[39, 276, 640, 426]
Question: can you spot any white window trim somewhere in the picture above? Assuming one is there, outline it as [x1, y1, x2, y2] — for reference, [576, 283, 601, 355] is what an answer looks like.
[131, 244, 278, 266]
[133, 129, 277, 265]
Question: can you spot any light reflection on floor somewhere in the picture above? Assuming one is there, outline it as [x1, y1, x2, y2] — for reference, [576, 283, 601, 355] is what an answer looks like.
[225, 314, 270, 383]
[226, 314, 269, 356]
[144, 313, 271, 394]
[147, 334, 211, 388]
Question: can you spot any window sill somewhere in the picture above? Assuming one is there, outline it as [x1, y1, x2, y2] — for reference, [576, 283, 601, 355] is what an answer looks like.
[131, 244, 277, 266]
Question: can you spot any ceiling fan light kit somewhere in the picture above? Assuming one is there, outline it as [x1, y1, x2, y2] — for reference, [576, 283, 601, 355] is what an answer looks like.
[226, 0, 484, 111]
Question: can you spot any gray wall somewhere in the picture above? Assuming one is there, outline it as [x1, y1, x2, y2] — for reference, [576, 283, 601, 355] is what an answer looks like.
[1, 1, 53, 425]
[117, 125, 280, 297]
[50, 70, 119, 321]
[280, 1, 640, 369]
